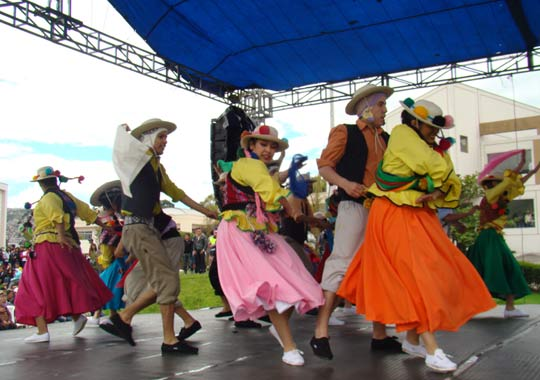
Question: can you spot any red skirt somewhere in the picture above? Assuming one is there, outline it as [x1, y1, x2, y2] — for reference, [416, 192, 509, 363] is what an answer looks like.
[338, 197, 495, 333]
[15, 242, 112, 326]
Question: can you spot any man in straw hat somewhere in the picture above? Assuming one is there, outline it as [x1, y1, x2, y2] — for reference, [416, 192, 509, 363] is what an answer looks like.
[311, 84, 399, 359]
[111, 119, 217, 355]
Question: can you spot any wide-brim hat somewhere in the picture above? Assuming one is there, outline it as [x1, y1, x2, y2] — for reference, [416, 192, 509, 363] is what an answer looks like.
[130, 118, 177, 139]
[31, 166, 59, 182]
[240, 125, 289, 152]
[345, 84, 394, 115]
[400, 98, 455, 129]
[90, 180, 122, 206]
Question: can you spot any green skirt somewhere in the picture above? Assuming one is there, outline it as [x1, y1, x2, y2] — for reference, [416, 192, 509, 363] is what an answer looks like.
[466, 228, 531, 300]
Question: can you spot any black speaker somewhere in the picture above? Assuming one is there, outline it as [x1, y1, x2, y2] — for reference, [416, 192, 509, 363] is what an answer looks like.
[210, 106, 256, 209]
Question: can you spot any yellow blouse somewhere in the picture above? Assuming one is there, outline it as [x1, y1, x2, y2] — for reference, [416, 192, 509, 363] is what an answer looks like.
[33, 191, 98, 245]
[369, 124, 461, 209]
[220, 158, 290, 232]
[482, 171, 524, 230]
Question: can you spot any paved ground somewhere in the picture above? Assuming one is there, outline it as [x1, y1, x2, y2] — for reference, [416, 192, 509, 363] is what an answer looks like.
[0, 305, 539, 380]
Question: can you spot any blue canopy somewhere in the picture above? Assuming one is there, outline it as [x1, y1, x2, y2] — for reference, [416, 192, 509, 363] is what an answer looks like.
[108, 0, 539, 94]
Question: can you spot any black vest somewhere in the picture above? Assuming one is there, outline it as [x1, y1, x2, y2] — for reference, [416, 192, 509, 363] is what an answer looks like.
[122, 161, 161, 218]
[335, 124, 389, 203]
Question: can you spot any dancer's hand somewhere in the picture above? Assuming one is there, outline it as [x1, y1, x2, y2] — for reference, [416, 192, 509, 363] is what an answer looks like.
[416, 189, 444, 204]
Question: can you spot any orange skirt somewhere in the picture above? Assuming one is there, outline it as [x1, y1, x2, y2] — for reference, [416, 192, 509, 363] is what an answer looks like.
[337, 197, 495, 334]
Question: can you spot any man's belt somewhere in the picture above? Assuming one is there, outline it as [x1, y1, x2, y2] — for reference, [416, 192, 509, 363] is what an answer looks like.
[124, 215, 154, 226]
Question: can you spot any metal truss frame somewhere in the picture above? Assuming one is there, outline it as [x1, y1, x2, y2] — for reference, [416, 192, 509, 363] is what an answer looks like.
[266, 48, 540, 112]
[1, 0, 539, 117]
[0, 0, 235, 105]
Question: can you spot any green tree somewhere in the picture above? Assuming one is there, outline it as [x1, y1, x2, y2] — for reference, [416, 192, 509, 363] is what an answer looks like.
[201, 194, 219, 232]
[450, 173, 483, 252]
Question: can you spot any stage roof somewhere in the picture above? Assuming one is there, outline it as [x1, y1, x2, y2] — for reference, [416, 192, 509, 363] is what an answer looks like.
[108, 0, 540, 95]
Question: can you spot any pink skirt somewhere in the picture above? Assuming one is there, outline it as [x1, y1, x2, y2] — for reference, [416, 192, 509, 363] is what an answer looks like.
[216, 221, 324, 321]
[15, 242, 113, 326]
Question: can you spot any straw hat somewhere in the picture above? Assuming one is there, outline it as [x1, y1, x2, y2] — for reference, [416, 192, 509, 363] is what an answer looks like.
[400, 98, 455, 129]
[345, 84, 394, 115]
[90, 180, 122, 207]
[130, 118, 177, 139]
[240, 125, 289, 152]
[30, 166, 60, 182]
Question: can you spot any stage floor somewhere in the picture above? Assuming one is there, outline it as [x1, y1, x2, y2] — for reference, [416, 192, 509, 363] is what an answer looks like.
[1, 304, 539, 380]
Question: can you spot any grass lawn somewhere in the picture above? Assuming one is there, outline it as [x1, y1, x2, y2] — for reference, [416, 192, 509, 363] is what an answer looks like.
[140, 272, 223, 314]
[138, 272, 540, 314]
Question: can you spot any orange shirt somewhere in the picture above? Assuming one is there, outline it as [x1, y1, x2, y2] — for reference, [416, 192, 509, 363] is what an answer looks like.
[317, 119, 387, 186]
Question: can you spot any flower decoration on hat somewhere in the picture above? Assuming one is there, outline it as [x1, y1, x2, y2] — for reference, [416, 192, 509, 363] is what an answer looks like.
[414, 105, 428, 120]
[433, 136, 456, 156]
[401, 98, 455, 129]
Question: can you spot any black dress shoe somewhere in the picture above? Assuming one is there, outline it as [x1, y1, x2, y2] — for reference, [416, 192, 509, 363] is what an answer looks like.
[371, 336, 402, 352]
[234, 320, 262, 329]
[214, 311, 233, 318]
[106, 314, 136, 346]
[177, 320, 201, 340]
[161, 340, 199, 355]
[310, 336, 333, 359]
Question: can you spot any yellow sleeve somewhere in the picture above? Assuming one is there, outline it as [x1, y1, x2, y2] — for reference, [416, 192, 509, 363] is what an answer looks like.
[65, 192, 98, 224]
[433, 152, 461, 208]
[370, 125, 461, 209]
[232, 158, 289, 211]
[486, 171, 524, 204]
[159, 163, 186, 202]
[386, 125, 449, 189]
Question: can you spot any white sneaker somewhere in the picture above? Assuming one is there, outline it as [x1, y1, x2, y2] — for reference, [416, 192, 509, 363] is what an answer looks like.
[402, 339, 427, 358]
[504, 308, 529, 318]
[72, 315, 88, 336]
[24, 332, 50, 343]
[425, 349, 457, 372]
[328, 315, 345, 326]
[340, 307, 356, 316]
[282, 349, 304, 366]
[99, 316, 112, 326]
[269, 325, 284, 347]
[87, 316, 100, 326]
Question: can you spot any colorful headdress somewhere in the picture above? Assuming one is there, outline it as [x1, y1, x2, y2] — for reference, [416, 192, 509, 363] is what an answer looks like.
[478, 149, 525, 184]
[400, 98, 455, 129]
[27, 166, 84, 209]
[30, 166, 84, 184]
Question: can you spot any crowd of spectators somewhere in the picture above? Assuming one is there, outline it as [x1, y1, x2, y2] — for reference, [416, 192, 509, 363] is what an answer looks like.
[0, 245, 28, 329]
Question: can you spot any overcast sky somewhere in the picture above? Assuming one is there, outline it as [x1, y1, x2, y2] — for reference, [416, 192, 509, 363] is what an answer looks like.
[1, 0, 539, 209]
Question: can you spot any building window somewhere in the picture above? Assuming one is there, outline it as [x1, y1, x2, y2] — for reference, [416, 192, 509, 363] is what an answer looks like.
[459, 135, 468, 153]
[507, 199, 535, 228]
[487, 149, 533, 175]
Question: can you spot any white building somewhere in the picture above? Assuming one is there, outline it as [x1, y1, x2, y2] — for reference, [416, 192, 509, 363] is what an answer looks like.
[385, 83, 540, 257]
